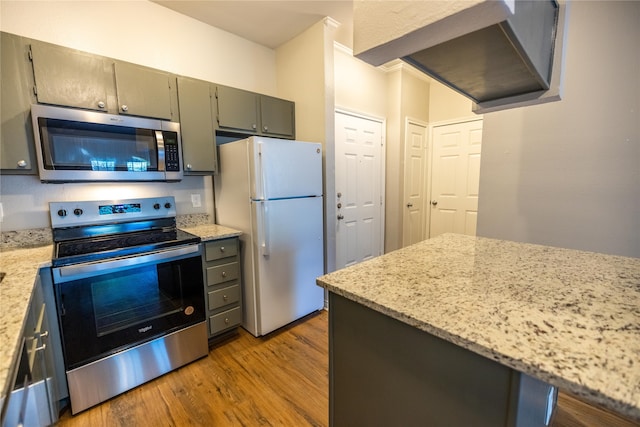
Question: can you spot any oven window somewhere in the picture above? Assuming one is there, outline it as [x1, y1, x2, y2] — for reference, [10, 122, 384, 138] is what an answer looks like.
[91, 264, 183, 337]
[38, 118, 159, 171]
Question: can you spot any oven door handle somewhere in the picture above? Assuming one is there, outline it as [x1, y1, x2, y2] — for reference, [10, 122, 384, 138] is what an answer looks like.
[53, 245, 200, 283]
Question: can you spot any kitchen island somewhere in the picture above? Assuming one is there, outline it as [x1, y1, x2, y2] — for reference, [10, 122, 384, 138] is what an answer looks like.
[316, 234, 640, 425]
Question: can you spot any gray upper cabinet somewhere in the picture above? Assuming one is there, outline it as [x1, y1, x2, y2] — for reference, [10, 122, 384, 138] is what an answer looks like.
[216, 85, 259, 133]
[216, 85, 295, 139]
[30, 41, 111, 112]
[30, 41, 175, 121]
[177, 77, 217, 174]
[1, 32, 36, 173]
[260, 95, 295, 138]
[114, 61, 174, 120]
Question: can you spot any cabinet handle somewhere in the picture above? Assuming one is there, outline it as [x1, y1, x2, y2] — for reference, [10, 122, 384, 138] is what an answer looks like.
[35, 343, 46, 352]
[221, 271, 227, 278]
[186, 164, 192, 170]
[252, 123, 257, 130]
[219, 247, 225, 252]
[223, 295, 228, 301]
[263, 125, 268, 132]
[224, 318, 230, 324]
[121, 104, 128, 112]
[17, 160, 27, 168]
[97, 101, 105, 109]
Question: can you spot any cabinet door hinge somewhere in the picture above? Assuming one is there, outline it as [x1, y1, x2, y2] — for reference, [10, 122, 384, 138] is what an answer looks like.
[28, 46, 33, 61]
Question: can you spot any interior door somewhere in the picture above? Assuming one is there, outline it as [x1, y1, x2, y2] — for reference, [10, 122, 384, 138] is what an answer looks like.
[402, 120, 428, 247]
[334, 111, 384, 269]
[429, 119, 483, 237]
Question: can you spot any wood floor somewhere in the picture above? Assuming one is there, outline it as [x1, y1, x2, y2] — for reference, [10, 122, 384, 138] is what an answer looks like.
[57, 310, 638, 426]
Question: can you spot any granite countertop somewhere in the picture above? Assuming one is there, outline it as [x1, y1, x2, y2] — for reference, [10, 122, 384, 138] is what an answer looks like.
[0, 244, 54, 401]
[0, 223, 241, 401]
[316, 233, 640, 421]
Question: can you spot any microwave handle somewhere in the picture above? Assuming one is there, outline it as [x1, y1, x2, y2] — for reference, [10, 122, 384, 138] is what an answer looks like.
[53, 245, 200, 283]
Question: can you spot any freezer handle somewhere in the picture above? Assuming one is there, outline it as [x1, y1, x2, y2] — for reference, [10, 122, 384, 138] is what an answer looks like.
[259, 201, 270, 256]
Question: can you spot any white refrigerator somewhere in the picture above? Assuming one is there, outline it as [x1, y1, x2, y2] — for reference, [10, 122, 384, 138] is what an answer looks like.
[214, 136, 325, 337]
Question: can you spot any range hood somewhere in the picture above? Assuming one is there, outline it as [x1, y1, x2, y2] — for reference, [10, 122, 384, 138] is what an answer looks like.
[353, 0, 563, 110]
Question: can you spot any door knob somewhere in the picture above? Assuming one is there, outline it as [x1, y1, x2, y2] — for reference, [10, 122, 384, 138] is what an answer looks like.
[337, 214, 344, 220]
[431, 200, 438, 206]
[406, 203, 413, 208]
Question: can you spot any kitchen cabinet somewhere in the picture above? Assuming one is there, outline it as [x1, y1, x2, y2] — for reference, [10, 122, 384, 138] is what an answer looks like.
[30, 40, 112, 112]
[215, 85, 259, 134]
[1, 270, 66, 427]
[29, 40, 175, 120]
[215, 85, 295, 139]
[114, 61, 174, 120]
[259, 95, 295, 138]
[176, 77, 217, 174]
[0, 32, 36, 173]
[203, 238, 242, 340]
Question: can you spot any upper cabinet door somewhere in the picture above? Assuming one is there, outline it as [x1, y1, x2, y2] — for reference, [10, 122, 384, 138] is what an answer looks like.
[176, 77, 217, 174]
[114, 62, 173, 120]
[260, 95, 295, 139]
[216, 85, 259, 133]
[1, 32, 36, 172]
[31, 41, 111, 112]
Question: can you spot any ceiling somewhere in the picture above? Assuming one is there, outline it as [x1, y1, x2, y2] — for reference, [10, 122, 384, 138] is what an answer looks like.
[152, 1, 355, 49]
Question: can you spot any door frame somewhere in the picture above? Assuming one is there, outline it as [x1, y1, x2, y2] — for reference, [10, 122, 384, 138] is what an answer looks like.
[331, 107, 386, 271]
[426, 116, 483, 239]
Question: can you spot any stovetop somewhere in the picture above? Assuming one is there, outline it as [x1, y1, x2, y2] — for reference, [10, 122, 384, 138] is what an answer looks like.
[49, 196, 201, 267]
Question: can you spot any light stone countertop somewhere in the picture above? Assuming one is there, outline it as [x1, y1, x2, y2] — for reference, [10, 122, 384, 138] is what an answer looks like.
[316, 233, 640, 421]
[0, 244, 53, 401]
[0, 223, 241, 401]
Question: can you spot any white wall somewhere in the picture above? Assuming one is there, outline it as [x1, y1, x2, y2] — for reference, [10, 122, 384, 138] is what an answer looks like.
[0, 0, 278, 231]
[477, 1, 640, 258]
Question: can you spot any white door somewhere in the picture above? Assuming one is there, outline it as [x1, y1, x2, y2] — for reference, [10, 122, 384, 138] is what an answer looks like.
[429, 119, 483, 237]
[403, 120, 428, 247]
[334, 111, 384, 269]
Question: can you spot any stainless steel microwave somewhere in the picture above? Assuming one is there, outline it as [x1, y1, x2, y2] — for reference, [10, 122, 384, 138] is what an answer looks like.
[31, 104, 183, 182]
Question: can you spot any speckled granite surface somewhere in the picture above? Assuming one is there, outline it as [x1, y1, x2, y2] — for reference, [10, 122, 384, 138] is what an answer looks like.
[317, 233, 640, 421]
[0, 245, 53, 400]
[0, 221, 241, 400]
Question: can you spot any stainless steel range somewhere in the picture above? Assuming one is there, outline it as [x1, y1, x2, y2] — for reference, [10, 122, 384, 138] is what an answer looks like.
[49, 196, 207, 414]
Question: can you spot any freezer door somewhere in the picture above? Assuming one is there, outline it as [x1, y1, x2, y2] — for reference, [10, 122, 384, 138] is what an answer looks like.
[251, 196, 324, 336]
[249, 137, 323, 200]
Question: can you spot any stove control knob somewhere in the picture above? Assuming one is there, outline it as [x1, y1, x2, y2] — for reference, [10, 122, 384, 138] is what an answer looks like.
[153, 203, 161, 210]
[164, 202, 172, 209]
[57, 209, 67, 218]
[73, 208, 83, 216]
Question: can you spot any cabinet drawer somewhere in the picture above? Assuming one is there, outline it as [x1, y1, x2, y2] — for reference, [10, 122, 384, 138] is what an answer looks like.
[209, 307, 241, 335]
[206, 262, 239, 286]
[208, 284, 241, 311]
[205, 239, 238, 261]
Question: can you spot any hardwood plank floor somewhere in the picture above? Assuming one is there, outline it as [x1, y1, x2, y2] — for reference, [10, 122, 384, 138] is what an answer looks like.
[57, 310, 638, 426]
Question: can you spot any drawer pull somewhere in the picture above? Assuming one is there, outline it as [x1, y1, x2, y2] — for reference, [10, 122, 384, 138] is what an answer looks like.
[224, 318, 230, 324]
[223, 295, 228, 301]
[220, 247, 225, 252]
[221, 271, 227, 278]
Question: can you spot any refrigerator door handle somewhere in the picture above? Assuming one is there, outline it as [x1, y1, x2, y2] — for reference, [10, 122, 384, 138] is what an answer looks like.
[259, 201, 270, 256]
[256, 141, 267, 199]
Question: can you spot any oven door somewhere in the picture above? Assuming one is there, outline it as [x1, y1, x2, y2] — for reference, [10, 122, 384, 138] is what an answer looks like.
[52, 244, 204, 370]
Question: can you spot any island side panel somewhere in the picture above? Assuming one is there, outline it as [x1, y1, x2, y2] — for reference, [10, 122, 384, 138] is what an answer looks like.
[329, 292, 516, 426]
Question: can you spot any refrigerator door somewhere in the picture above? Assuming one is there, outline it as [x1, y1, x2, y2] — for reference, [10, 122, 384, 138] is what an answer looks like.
[249, 137, 323, 200]
[250, 196, 324, 336]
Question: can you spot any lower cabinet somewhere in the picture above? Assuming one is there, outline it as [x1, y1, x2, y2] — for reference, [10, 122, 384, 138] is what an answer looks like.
[203, 238, 242, 340]
[1, 269, 67, 427]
